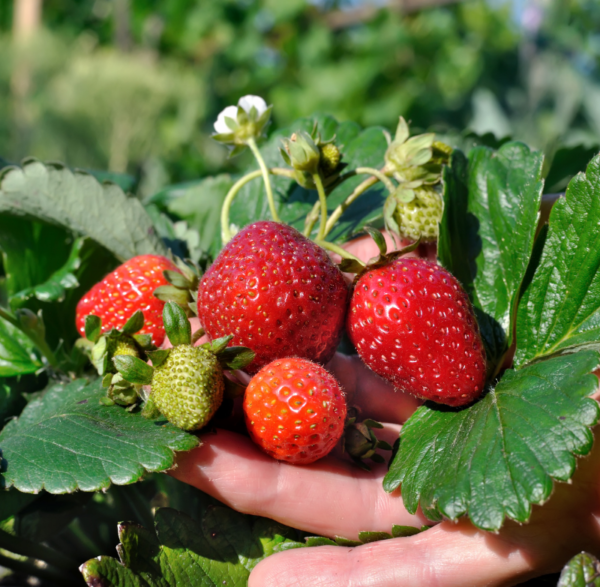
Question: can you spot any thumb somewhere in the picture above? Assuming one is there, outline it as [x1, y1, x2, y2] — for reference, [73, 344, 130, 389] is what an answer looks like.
[249, 520, 540, 587]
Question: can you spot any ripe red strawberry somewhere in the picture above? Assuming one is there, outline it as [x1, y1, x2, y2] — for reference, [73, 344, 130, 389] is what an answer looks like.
[347, 258, 486, 407]
[75, 255, 180, 347]
[197, 221, 348, 373]
[243, 357, 347, 465]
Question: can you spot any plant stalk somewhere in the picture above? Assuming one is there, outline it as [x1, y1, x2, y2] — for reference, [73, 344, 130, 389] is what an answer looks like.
[315, 240, 363, 264]
[247, 137, 280, 224]
[0, 527, 80, 572]
[313, 173, 329, 241]
[221, 168, 295, 244]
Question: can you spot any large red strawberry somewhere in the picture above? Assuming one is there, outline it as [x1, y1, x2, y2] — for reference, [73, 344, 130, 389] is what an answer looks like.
[197, 221, 348, 373]
[347, 257, 486, 407]
[243, 357, 347, 465]
[75, 255, 179, 347]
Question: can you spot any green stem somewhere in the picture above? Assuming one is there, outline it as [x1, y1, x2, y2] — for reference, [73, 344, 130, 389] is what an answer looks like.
[0, 552, 82, 586]
[220, 168, 294, 244]
[315, 240, 363, 264]
[354, 167, 396, 194]
[303, 200, 321, 237]
[0, 527, 79, 573]
[313, 173, 329, 241]
[0, 307, 59, 369]
[247, 137, 280, 224]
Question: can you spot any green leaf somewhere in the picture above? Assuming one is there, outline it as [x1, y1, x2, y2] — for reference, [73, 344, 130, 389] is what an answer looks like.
[438, 143, 544, 369]
[153, 174, 234, 258]
[80, 506, 304, 586]
[0, 379, 27, 424]
[0, 317, 42, 377]
[0, 378, 198, 493]
[113, 356, 154, 386]
[0, 160, 166, 262]
[162, 301, 191, 347]
[9, 237, 84, 306]
[229, 115, 387, 243]
[383, 351, 600, 531]
[558, 552, 600, 587]
[84, 315, 102, 342]
[545, 144, 600, 193]
[516, 154, 600, 367]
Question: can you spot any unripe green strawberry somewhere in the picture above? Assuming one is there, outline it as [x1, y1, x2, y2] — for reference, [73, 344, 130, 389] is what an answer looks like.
[394, 186, 443, 242]
[113, 302, 255, 431]
[151, 345, 224, 431]
[109, 339, 139, 359]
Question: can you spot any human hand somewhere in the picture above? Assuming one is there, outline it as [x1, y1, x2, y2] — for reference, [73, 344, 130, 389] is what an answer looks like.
[170, 232, 600, 586]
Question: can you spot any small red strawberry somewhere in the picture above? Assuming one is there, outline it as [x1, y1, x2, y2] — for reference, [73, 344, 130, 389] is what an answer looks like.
[75, 255, 180, 347]
[197, 221, 349, 373]
[347, 257, 486, 407]
[243, 357, 347, 465]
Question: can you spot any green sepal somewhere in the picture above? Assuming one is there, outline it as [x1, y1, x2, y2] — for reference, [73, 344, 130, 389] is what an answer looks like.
[163, 270, 192, 290]
[363, 227, 387, 257]
[338, 258, 366, 273]
[113, 355, 154, 386]
[217, 346, 256, 371]
[132, 333, 154, 351]
[146, 349, 170, 368]
[91, 336, 110, 376]
[141, 397, 162, 420]
[163, 301, 191, 347]
[204, 335, 234, 355]
[102, 373, 113, 388]
[391, 525, 422, 538]
[153, 285, 190, 307]
[107, 374, 140, 407]
[121, 310, 144, 336]
[305, 536, 338, 547]
[363, 419, 383, 429]
[99, 396, 115, 406]
[85, 315, 102, 343]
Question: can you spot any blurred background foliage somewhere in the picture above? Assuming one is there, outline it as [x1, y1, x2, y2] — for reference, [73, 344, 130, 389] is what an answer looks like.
[1, 0, 600, 198]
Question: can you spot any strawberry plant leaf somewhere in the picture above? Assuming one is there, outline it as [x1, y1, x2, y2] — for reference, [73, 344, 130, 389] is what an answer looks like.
[0, 318, 42, 377]
[0, 378, 198, 493]
[438, 143, 544, 369]
[9, 237, 84, 307]
[229, 115, 387, 242]
[558, 552, 600, 587]
[80, 506, 304, 586]
[516, 154, 600, 367]
[383, 351, 600, 531]
[0, 160, 167, 262]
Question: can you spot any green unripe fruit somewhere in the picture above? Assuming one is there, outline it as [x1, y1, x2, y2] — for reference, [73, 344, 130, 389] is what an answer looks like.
[394, 186, 443, 242]
[111, 339, 139, 359]
[151, 345, 224, 431]
[319, 143, 341, 176]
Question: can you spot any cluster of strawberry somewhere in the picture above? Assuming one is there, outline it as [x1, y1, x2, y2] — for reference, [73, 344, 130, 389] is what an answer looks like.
[75, 220, 486, 465]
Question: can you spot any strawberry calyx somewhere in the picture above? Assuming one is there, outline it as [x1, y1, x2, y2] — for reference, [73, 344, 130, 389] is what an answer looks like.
[338, 226, 421, 283]
[153, 256, 201, 317]
[113, 302, 255, 428]
[343, 415, 393, 471]
[80, 311, 156, 407]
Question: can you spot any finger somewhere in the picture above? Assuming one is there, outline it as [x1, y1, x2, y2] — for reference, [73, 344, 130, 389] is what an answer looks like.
[248, 520, 538, 587]
[169, 428, 426, 538]
[328, 353, 422, 424]
[251, 428, 600, 587]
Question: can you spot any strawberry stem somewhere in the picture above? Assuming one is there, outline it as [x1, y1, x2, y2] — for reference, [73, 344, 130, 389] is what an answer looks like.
[316, 239, 363, 264]
[247, 137, 280, 224]
[314, 172, 329, 240]
[323, 168, 395, 238]
[221, 167, 295, 244]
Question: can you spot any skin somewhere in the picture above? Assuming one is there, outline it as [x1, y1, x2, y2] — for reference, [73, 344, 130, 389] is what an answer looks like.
[169, 225, 600, 587]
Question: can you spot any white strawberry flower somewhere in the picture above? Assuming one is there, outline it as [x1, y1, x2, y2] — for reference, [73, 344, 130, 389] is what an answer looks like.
[212, 95, 272, 156]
